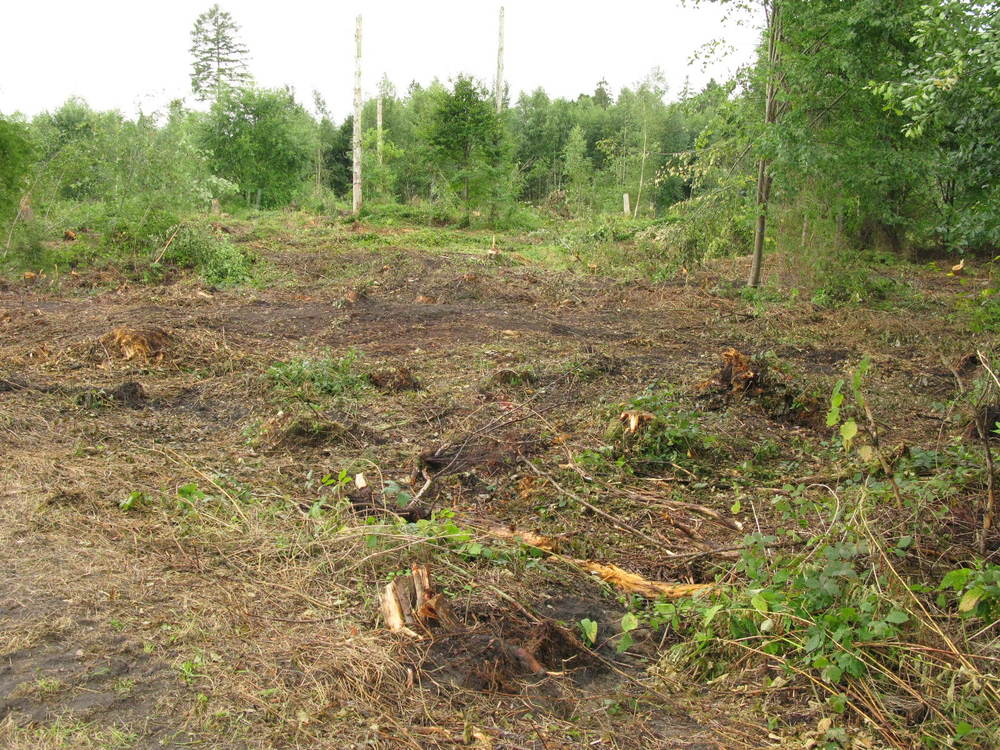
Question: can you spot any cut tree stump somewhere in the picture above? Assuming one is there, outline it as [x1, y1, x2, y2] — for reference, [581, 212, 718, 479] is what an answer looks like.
[380, 564, 461, 636]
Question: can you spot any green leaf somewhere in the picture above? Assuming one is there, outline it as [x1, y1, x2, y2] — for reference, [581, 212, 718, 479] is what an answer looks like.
[621, 613, 639, 632]
[750, 594, 769, 614]
[885, 609, 909, 624]
[805, 632, 824, 652]
[958, 587, 984, 613]
[954, 721, 974, 739]
[821, 664, 843, 683]
[940, 568, 971, 591]
[615, 631, 634, 654]
[119, 491, 145, 511]
[579, 618, 598, 645]
[702, 604, 723, 626]
[840, 420, 858, 449]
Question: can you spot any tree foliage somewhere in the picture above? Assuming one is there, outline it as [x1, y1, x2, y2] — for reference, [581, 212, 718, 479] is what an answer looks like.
[200, 87, 315, 208]
[190, 4, 252, 102]
[428, 77, 508, 223]
[0, 116, 34, 220]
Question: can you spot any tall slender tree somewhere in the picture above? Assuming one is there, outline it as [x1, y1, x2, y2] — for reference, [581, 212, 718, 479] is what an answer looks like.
[495, 7, 505, 114]
[189, 4, 251, 102]
[748, 0, 780, 287]
[352, 15, 363, 216]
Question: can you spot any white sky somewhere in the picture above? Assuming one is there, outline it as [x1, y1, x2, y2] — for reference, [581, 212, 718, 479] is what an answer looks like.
[0, 1, 762, 121]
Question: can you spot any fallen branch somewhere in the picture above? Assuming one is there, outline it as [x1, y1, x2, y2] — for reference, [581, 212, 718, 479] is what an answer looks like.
[152, 224, 181, 265]
[976, 351, 998, 554]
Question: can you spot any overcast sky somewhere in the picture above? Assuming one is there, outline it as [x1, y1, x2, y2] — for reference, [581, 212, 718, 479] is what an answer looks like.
[1, 1, 762, 120]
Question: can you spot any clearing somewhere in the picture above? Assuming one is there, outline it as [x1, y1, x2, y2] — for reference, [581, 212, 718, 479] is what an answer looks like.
[0, 214, 992, 748]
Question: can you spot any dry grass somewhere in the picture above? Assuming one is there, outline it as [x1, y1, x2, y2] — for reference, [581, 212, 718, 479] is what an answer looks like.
[1, 217, 994, 748]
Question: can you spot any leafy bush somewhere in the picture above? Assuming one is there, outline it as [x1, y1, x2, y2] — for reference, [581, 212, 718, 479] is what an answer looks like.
[646, 376, 1000, 748]
[266, 349, 368, 401]
[938, 564, 1000, 621]
[810, 252, 906, 307]
[103, 207, 180, 254]
[581, 387, 717, 475]
[956, 287, 1000, 333]
[0, 117, 34, 220]
[360, 201, 457, 227]
[164, 224, 254, 286]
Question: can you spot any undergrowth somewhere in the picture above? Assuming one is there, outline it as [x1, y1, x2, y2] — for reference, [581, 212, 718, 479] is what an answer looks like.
[266, 349, 369, 403]
[641, 361, 1000, 749]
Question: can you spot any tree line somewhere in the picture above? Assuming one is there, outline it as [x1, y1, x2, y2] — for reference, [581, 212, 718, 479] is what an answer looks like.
[1, 1, 997, 277]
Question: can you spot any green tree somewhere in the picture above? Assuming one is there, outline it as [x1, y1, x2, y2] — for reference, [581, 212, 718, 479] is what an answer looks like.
[679, 0, 934, 270]
[0, 117, 34, 221]
[428, 76, 506, 224]
[875, 0, 1000, 250]
[190, 4, 252, 102]
[201, 87, 315, 208]
[563, 124, 593, 212]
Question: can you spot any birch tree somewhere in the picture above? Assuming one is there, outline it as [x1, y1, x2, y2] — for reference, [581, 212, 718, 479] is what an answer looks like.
[495, 7, 505, 114]
[352, 15, 363, 216]
[748, 0, 780, 287]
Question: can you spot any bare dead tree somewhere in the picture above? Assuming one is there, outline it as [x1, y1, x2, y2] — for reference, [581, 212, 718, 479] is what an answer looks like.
[495, 6, 505, 114]
[352, 15, 363, 216]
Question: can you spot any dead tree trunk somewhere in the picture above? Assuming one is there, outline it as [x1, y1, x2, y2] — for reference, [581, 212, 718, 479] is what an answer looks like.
[748, 0, 781, 288]
[495, 6, 505, 114]
[352, 15, 363, 217]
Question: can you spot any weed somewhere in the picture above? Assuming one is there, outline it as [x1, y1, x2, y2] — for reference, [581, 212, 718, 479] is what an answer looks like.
[647, 373, 1000, 748]
[112, 678, 135, 696]
[163, 223, 255, 286]
[32, 677, 64, 696]
[585, 387, 717, 475]
[119, 490, 146, 511]
[266, 349, 369, 402]
[938, 564, 1000, 621]
[810, 253, 907, 307]
[955, 287, 1000, 332]
[177, 654, 206, 685]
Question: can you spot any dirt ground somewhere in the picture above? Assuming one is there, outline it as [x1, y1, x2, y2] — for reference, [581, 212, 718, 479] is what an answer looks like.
[0, 217, 989, 748]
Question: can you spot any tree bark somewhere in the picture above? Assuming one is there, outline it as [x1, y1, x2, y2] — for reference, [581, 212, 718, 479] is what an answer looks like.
[495, 7, 505, 113]
[352, 15, 363, 217]
[748, 0, 781, 288]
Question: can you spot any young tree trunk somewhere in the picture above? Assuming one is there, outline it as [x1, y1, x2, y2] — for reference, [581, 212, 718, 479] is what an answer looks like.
[316, 143, 322, 192]
[748, 0, 781, 288]
[623, 193, 631, 216]
[495, 6, 505, 114]
[376, 95, 384, 165]
[633, 124, 648, 219]
[352, 15, 363, 217]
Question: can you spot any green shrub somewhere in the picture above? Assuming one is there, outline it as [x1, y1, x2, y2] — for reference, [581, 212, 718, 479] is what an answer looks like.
[266, 349, 368, 401]
[809, 252, 906, 307]
[581, 387, 717, 475]
[103, 207, 180, 254]
[956, 287, 1000, 333]
[163, 224, 254, 286]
